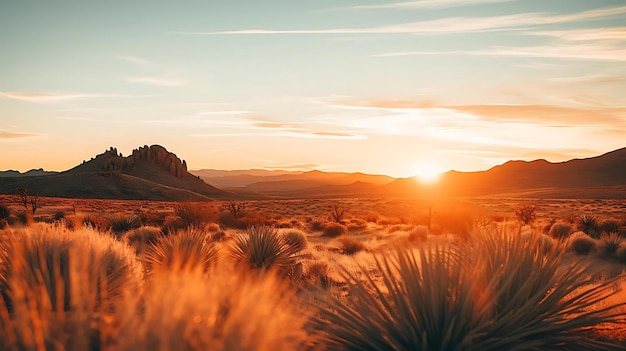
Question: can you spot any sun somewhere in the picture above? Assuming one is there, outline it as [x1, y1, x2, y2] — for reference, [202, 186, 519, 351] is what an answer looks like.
[412, 161, 443, 184]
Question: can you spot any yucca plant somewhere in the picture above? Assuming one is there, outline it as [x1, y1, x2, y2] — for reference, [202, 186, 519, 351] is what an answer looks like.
[109, 215, 142, 236]
[231, 225, 302, 273]
[578, 215, 600, 238]
[143, 229, 219, 274]
[311, 229, 626, 350]
[599, 232, 622, 256]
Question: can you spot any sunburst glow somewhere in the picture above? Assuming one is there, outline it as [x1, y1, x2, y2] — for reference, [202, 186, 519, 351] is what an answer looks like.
[413, 160, 443, 184]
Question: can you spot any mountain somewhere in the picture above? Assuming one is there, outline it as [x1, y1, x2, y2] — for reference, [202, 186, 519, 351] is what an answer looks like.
[378, 147, 626, 199]
[0, 145, 230, 201]
[0, 169, 59, 177]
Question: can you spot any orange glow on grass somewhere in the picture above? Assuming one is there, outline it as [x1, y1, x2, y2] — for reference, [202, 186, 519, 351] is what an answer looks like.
[412, 160, 443, 184]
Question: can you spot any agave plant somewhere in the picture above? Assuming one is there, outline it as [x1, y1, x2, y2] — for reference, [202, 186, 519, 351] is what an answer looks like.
[311, 229, 626, 350]
[231, 225, 302, 273]
[143, 229, 219, 274]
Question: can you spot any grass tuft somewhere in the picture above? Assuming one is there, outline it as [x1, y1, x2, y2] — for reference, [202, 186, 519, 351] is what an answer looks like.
[230, 225, 302, 273]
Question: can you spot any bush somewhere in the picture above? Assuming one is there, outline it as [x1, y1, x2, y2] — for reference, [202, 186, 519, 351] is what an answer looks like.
[617, 243, 626, 263]
[16, 211, 33, 226]
[408, 225, 429, 243]
[230, 226, 302, 273]
[0, 225, 141, 350]
[109, 215, 142, 236]
[144, 229, 219, 274]
[310, 220, 326, 232]
[599, 232, 622, 256]
[311, 230, 625, 350]
[514, 203, 536, 225]
[53, 210, 65, 221]
[577, 215, 599, 238]
[568, 231, 597, 255]
[115, 270, 308, 351]
[174, 201, 216, 229]
[282, 229, 308, 251]
[599, 219, 620, 234]
[321, 223, 346, 238]
[124, 226, 162, 255]
[0, 205, 10, 220]
[549, 221, 572, 239]
[0, 219, 7, 229]
[337, 236, 365, 255]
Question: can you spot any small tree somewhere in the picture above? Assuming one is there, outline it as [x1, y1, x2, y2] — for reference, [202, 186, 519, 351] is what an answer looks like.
[30, 196, 39, 215]
[224, 201, 247, 219]
[514, 203, 536, 225]
[17, 187, 28, 209]
[330, 205, 345, 223]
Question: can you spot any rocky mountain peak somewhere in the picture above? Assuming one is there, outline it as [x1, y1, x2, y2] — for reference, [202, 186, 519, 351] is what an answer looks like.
[101, 145, 188, 178]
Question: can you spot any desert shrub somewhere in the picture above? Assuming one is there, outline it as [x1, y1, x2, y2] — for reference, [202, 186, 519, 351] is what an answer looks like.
[549, 221, 572, 238]
[230, 226, 302, 273]
[53, 210, 65, 221]
[16, 211, 33, 226]
[577, 215, 600, 238]
[115, 269, 308, 351]
[109, 215, 142, 236]
[124, 226, 162, 255]
[408, 225, 429, 243]
[337, 236, 365, 255]
[599, 232, 622, 256]
[0, 225, 141, 350]
[322, 223, 346, 238]
[144, 229, 219, 275]
[514, 203, 536, 225]
[174, 201, 216, 229]
[282, 229, 308, 251]
[206, 222, 221, 233]
[83, 215, 111, 232]
[568, 231, 597, 255]
[347, 218, 367, 232]
[0, 219, 7, 230]
[600, 219, 620, 234]
[0, 205, 10, 220]
[306, 261, 330, 288]
[311, 230, 626, 350]
[310, 220, 326, 232]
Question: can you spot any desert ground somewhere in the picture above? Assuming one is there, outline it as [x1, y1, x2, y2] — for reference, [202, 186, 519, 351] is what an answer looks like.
[1, 194, 626, 350]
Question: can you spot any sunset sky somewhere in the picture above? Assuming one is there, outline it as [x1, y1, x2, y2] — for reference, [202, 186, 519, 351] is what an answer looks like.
[1, 0, 625, 178]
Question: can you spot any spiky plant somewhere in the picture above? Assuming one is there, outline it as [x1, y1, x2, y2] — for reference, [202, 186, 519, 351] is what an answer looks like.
[231, 225, 302, 273]
[109, 215, 142, 236]
[143, 229, 219, 274]
[578, 215, 600, 238]
[311, 229, 626, 350]
[599, 232, 622, 256]
[569, 231, 597, 255]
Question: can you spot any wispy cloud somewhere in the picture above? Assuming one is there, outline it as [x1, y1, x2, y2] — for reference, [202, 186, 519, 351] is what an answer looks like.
[126, 76, 187, 87]
[529, 27, 626, 41]
[0, 91, 155, 103]
[173, 6, 626, 36]
[250, 118, 365, 139]
[342, 0, 514, 10]
[0, 131, 38, 139]
[117, 55, 153, 66]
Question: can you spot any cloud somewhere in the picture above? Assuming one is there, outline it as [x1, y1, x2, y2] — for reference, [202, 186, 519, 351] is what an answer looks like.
[126, 77, 187, 87]
[0, 91, 155, 103]
[529, 27, 626, 41]
[117, 55, 153, 66]
[250, 118, 366, 139]
[173, 5, 626, 36]
[342, 0, 514, 10]
[0, 131, 37, 139]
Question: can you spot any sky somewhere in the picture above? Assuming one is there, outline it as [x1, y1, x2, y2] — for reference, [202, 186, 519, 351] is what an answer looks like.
[1, 0, 625, 178]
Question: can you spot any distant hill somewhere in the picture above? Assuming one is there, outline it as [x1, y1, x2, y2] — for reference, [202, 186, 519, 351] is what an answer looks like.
[0, 169, 58, 177]
[0, 145, 230, 201]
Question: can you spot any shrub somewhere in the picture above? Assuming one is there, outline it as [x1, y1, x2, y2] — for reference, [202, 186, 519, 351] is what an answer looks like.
[310, 220, 325, 232]
[0, 205, 10, 220]
[549, 221, 572, 239]
[577, 215, 599, 238]
[337, 236, 365, 255]
[322, 223, 346, 238]
[109, 215, 142, 236]
[230, 226, 302, 273]
[617, 243, 626, 263]
[600, 219, 620, 234]
[282, 229, 308, 251]
[0, 225, 141, 350]
[514, 203, 536, 225]
[53, 210, 65, 221]
[16, 211, 33, 226]
[0, 219, 7, 230]
[115, 270, 308, 351]
[311, 230, 626, 350]
[83, 215, 111, 232]
[124, 226, 162, 255]
[599, 232, 622, 256]
[175, 201, 216, 228]
[408, 225, 429, 243]
[568, 231, 597, 255]
[144, 229, 219, 275]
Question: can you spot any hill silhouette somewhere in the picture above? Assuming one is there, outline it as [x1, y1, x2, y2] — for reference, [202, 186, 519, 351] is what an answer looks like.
[0, 145, 230, 201]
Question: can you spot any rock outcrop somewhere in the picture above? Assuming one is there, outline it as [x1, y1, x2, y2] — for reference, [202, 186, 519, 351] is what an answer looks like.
[101, 145, 188, 178]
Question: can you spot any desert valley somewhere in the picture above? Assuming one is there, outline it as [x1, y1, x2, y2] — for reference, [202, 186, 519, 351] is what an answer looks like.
[1, 145, 626, 350]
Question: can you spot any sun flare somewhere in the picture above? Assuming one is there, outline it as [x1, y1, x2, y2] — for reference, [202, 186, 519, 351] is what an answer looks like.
[413, 161, 443, 184]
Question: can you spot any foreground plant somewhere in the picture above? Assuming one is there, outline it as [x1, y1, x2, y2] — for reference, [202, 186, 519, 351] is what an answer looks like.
[231, 225, 302, 273]
[143, 229, 219, 274]
[311, 229, 626, 350]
